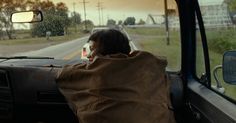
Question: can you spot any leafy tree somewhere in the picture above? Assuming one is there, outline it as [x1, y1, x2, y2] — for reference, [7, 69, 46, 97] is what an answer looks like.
[31, 14, 66, 37]
[118, 20, 123, 25]
[227, 0, 236, 11]
[70, 12, 81, 25]
[107, 19, 116, 26]
[124, 17, 136, 25]
[30, 0, 69, 37]
[0, 0, 27, 39]
[81, 20, 94, 31]
[225, 0, 236, 24]
[138, 19, 146, 25]
[81, 20, 94, 26]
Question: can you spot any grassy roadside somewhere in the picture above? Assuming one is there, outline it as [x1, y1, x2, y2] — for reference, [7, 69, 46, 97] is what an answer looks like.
[207, 50, 236, 99]
[137, 36, 181, 71]
[0, 32, 87, 45]
[127, 27, 236, 100]
[126, 27, 181, 71]
[196, 29, 236, 99]
[126, 27, 166, 36]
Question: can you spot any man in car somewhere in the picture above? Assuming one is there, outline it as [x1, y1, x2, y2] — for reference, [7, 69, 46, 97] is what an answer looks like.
[56, 29, 175, 123]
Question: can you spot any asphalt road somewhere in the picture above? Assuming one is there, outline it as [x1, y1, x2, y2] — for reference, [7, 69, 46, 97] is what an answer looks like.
[16, 35, 138, 60]
[16, 36, 89, 60]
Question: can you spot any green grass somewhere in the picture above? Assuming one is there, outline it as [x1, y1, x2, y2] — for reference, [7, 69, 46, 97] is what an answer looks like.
[126, 27, 166, 36]
[138, 37, 181, 71]
[196, 29, 236, 100]
[0, 32, 87, 45]
[209, 50, 236, 99]
[126, 27, 181, 71]
[127, 27, 236, 101]
[206, 28, 236, 54]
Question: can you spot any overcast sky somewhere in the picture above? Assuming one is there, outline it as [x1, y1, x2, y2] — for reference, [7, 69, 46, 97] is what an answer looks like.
[14, 0, 177, 28]
[52, 0, 177, 25]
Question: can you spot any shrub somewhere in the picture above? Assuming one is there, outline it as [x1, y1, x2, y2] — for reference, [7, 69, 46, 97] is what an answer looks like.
[208, 29, 236, 54]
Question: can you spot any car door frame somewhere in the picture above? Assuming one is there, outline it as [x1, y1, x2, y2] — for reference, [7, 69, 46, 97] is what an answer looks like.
[177, 0, 236, 122]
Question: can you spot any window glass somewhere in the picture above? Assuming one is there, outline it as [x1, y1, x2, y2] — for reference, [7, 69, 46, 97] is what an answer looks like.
[0, 0, 181, 71]
[198, 0, 236, 100]
[196, 30, 206, 79]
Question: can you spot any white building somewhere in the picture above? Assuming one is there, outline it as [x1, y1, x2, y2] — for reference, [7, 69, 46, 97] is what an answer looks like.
[146, 14, 164, 25]
[199, 0, 232, 28]
[146, 0, 233, 29]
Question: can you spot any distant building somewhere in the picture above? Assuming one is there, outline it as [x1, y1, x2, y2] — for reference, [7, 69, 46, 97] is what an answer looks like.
[146, 14, 164, 25]
[146, 0, 233, 29]
[231, 13, 236, 24]
[167, 9, 180, 29]
[199, 0, 232, 28]
[167, 0, 233, 28]
[145, 9, 180, 29]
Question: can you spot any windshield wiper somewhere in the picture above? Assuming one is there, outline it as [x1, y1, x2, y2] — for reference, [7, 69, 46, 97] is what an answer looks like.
[0, 56, 54, 60]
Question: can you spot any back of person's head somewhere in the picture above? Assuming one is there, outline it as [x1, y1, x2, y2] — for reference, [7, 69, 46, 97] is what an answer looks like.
[88, 29, 131, 56]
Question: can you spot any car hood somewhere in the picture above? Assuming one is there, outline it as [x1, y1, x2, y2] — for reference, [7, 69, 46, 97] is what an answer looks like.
[0, 58, 83, 67]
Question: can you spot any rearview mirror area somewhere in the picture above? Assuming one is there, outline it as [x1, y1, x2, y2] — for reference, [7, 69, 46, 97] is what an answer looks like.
[11, 10, 43, 23]
[223, 51, 236, 85]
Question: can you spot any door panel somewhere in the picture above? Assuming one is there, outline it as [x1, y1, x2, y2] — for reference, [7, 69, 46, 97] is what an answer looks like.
[187, 81, 236, 123]
[168, 73, 184, 123]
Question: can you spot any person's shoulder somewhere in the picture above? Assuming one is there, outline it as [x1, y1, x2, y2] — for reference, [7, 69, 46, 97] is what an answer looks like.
[56, 63, 87, 80]
[130, 50, 167, 66]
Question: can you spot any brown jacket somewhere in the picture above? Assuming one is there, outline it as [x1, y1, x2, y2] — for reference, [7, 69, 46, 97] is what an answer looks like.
[56, 51, 175, 123]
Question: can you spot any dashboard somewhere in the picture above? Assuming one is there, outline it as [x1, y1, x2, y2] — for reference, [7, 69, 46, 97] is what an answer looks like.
[0, 59, 79, 123]
[0, 58, 183, 123]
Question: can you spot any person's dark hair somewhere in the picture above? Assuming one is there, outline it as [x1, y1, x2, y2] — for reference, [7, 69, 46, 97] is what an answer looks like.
[88, 29, 131, 56]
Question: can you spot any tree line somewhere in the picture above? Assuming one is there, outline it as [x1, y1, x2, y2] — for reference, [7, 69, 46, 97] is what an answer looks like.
[0, 0, 87, 39]
[0, 0, 145, 40]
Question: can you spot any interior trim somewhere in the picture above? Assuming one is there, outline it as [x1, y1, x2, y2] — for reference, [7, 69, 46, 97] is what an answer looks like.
[188, 81, 236, 123]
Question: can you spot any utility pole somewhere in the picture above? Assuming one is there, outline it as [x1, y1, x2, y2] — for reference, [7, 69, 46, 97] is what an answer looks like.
[164, 0, 170, 45]
[101, 6, 104, 25]
[73, 2, 77, 32]
[80, 0, 89, 31]
[97, 1, 103, 26]
[107, 14, 110, 22]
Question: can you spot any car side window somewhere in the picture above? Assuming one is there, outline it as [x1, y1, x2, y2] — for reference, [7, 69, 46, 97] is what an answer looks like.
[197, 0, 236, 101]
[196, 30, 206, 79]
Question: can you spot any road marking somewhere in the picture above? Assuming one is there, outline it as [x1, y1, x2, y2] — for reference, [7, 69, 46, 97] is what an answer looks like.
[63, 49, 81, 60]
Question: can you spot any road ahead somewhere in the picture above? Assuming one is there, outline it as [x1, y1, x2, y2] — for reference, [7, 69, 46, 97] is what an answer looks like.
[16, 36, 89, 60]
[16, 35, 138, 60]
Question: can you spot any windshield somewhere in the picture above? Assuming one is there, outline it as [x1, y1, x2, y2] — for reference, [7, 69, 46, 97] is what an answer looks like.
[0, 0, 180, 71]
